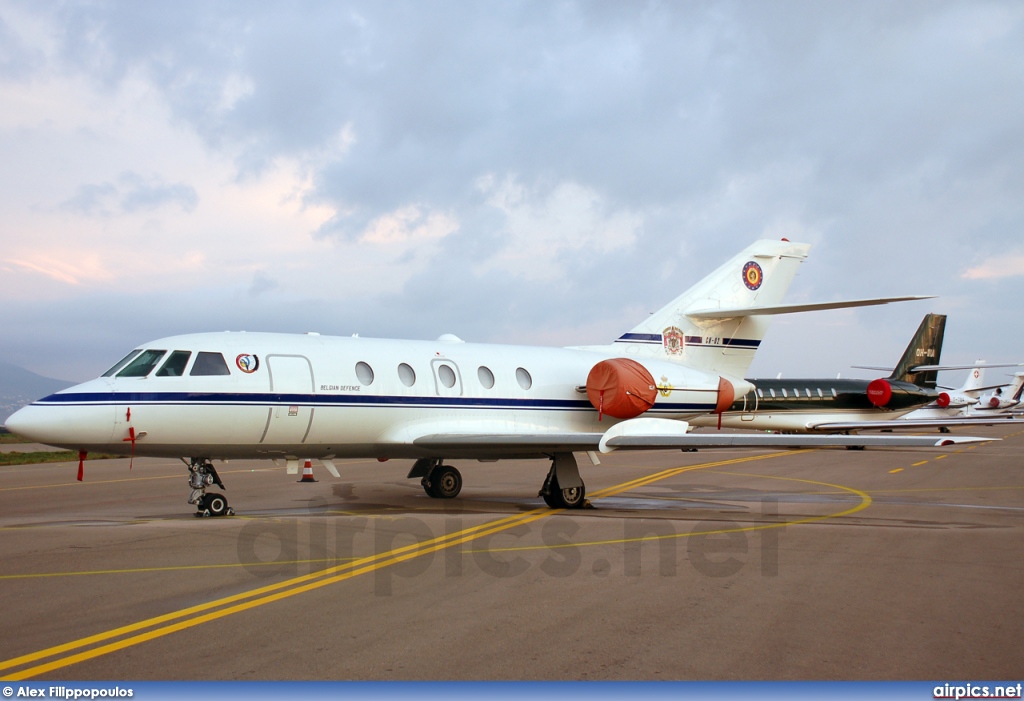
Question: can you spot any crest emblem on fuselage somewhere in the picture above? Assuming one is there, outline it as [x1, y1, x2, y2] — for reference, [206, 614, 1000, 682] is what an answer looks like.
[663, 326, 684, 355]
[742, 261, 763, 290]
[236, 354, 260, 373]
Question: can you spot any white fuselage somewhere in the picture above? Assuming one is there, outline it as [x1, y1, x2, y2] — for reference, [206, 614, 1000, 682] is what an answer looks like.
[8, 332, 740, 461]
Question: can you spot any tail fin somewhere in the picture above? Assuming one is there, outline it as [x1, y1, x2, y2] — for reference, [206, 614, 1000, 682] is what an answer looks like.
[618, 239, 810, 378]
[889, 314, 946, 388]
[962, 362, 988, 395]
[1008, 373, 1024, 403]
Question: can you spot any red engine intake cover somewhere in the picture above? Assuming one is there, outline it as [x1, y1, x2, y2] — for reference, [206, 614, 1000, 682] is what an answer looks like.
[936, 392, 951, 408]
[586, 358, 657, 420]
[989, 396, 1001, 408]
[866, 378, 893, 407]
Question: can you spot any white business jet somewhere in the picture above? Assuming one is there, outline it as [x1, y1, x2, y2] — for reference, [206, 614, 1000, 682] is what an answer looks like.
[5, 239, 981, 516]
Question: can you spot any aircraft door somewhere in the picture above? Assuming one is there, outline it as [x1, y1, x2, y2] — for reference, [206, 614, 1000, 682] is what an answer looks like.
[740, 389, 758, 421]
[431, 359, 463, 398]
[260, 354, 315, 446]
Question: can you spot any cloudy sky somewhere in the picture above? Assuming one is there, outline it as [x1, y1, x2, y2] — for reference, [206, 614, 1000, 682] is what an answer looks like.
[1, 1, 1022, 384]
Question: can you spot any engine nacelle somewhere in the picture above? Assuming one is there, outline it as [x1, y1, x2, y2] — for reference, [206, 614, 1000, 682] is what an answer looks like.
[866, 378, 893, 407]
[935, 392, 951, 408]
[586, 358, 658, 420]
[586, 358, 747, 420]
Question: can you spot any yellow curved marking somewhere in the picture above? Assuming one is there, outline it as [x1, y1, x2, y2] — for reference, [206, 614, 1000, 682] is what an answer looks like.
[464, 468, 872, 555]
[0, 450, 796, 680]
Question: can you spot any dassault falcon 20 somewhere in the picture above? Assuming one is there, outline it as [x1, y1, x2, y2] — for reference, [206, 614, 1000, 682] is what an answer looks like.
[5, 239, 990, 516]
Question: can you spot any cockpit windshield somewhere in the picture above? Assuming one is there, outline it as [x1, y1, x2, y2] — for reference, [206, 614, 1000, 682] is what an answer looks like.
[156, 350, 192, 377]
[117, 350, 167, 378]
[102, 350, 143, 377]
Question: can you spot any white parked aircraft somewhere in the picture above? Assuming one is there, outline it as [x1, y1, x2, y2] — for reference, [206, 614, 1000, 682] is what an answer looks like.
[5, 239, 985, 516]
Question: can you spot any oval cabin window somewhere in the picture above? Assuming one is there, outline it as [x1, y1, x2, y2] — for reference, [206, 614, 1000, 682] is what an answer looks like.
[438, 364, 456, 388]
[355, 361, 374, 385]
[398, 363, 416, 387]
[516, 367, 532, 390]
[478, 366, 495, 389]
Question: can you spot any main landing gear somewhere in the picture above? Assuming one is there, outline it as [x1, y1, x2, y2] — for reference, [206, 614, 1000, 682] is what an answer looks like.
[539, 453, 588, 509]
[407, 453, 590, 509]
[186, 458, 234, 517]
[409, 458, 463, 499]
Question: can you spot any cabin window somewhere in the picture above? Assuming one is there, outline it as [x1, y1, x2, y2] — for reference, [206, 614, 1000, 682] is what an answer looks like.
[355, 361, 374, 385]
[478, 366, 495, 389]
[769, 389, 776, 398]
[397, 363, 416, 387]
[117, 350, 167, 378]
[781, 388, 788, 398]
[793, 388, 800, 398]
[438, 364, 456, 388]
[756, 389, 763, 399]
[831, 388, 838, 398]
[156, 351, 192, 377]
[817, 388, 823, 398]
[516, 367, 532, 390]
[190, 352, 231, 376]
[804, 388, 811, 398]
[103, 350, 143, 377]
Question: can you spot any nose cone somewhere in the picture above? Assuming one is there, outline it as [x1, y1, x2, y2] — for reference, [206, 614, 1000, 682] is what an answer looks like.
[5, 404, 34, 438]
[5, 403, 62, 445]
[4, 389, 116, 450]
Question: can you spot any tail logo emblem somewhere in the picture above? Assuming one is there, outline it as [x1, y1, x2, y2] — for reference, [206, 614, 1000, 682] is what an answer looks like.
[742, 261, 763, 290]
[663, 326, 684, 355]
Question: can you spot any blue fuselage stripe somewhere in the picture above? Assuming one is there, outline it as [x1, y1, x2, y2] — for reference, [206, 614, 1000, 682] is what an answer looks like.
[34, 392, 714, 413]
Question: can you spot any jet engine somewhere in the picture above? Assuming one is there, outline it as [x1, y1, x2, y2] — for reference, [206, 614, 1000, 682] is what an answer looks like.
[866, 378, 893, 407]
[586, 358, 657, 420]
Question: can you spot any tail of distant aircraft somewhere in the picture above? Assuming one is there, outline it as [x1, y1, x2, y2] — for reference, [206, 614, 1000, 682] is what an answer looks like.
[1011, 373, 1024, 403]
[616, 239, 810, 379]
[889, 314, 946, 388]
[962, 362, 988, 396]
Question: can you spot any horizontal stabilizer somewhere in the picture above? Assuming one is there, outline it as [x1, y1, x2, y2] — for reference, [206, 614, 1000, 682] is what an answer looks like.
[909, 363, 1024, 372]
[685, 295, 934, 319]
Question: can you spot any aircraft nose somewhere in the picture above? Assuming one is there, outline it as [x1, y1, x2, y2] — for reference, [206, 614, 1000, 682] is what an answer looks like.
[4, 404, 50, 443]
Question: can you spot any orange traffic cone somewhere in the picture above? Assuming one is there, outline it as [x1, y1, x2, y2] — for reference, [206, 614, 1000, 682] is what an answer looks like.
[297, 459, 317, 483]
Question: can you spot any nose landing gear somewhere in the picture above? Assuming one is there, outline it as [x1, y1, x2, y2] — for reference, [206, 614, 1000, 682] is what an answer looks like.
[186, 458, 234, 517]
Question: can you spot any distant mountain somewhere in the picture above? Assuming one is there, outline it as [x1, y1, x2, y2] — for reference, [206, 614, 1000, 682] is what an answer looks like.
[0, 361, 74, 424]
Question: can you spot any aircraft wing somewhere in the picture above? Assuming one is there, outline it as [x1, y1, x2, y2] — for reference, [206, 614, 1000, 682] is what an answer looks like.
[684, 295, 934, 320]
[410, 417, 995, 456]
[808, 417, 1024, 432]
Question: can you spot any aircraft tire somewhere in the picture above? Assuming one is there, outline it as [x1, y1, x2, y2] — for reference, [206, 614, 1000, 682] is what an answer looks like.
[542, 474, 586, 509]
[205, 493, 229, 517]
[433, 465, 462, 499]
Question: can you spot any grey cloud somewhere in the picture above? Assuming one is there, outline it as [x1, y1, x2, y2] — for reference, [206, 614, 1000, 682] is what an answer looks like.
[118, 172, 198, 213]
[57, 173, 198, 215]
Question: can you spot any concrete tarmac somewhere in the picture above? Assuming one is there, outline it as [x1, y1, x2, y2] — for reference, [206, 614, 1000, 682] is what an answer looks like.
[1, 426, 1022, 681]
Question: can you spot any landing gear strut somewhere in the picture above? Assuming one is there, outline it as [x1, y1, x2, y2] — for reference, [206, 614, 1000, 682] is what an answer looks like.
[186, 458, 234, 517]
[410, 458, 463, 499]
[539, 453, 588, 509]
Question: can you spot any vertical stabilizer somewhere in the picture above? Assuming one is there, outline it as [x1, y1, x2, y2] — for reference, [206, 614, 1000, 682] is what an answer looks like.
[616, 239, 810, 378]
[889, 314, 946, 388]
[962, 362, 988, 396]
